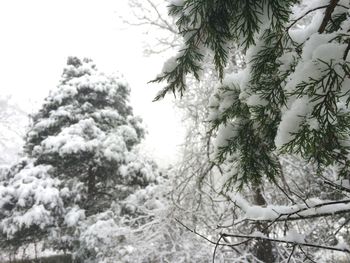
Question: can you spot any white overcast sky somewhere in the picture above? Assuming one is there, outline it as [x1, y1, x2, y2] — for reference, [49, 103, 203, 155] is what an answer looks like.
[0, 0, 183, 166]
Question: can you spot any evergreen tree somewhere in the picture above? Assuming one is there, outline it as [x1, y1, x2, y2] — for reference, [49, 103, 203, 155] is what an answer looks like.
[0, 57, 160, 261]
[25, 57, 148, 213]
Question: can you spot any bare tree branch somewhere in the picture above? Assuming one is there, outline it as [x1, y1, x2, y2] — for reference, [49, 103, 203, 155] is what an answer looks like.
[221, 233, 350, 254]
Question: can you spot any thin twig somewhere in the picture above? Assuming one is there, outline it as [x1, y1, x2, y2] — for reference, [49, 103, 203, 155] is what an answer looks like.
[287, 245, 296, 263]
[299, 245, 317, 263]
[286, 5, 329, 31]
[334, 217, 350, 236]
[213, 234, 224, 263]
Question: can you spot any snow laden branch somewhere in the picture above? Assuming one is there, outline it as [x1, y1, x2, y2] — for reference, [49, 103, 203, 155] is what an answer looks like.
[152, 0, 293, 100]
[232, 197, 350, 223]
[177, 179, 350, 261]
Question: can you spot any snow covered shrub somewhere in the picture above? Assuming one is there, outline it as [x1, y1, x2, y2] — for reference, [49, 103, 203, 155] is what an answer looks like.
[0, 159, 64, 252]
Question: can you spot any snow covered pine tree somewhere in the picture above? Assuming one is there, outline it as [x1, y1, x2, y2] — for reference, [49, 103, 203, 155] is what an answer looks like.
[0, 57, 160, 261]
[153, 0, 350, 262]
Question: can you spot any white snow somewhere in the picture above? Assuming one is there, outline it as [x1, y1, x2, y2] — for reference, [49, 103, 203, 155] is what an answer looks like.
[167, 0, 184, 6]
[275, 97, 311, 148]
[284, 229, 305, 243]
[64, 206, 85, 227]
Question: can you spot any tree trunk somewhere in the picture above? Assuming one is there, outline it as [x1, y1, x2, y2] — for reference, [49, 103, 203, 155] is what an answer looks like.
[87, 165, 96, 203]
[253, 185, 275, 263]
[318, 0, 339, 33]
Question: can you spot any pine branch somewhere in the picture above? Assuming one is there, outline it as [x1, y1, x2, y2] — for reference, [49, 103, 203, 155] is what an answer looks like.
[151, 27, 204, 101]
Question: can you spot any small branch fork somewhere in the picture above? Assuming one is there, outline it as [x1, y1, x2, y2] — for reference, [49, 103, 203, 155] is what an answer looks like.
[286, 5, 329, 32]
[286, 2, 347, 32]
[286, 1, 350, 61]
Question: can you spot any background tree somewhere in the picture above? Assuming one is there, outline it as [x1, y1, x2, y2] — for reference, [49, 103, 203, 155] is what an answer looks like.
[121, 0, 179, 55]
[0, 96, 27, 165]
[0, 57, 161, 262]
[25, 57, 148, 214]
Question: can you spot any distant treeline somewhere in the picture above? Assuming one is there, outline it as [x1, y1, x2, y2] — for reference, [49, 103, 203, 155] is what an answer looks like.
[1, 254, 72, 263]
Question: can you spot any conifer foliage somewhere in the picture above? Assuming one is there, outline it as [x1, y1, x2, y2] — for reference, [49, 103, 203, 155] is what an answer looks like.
[155, 0, 350, 187]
